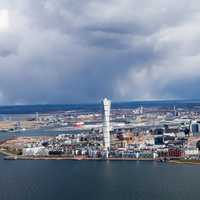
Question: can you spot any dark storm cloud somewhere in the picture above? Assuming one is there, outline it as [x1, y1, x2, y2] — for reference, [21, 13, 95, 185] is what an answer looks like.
[0, 0, 200, 104]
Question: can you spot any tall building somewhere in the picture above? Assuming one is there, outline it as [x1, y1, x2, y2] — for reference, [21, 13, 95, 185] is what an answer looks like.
[190, 121, 200, 136]
[35, 112, 39, 122]
[140, 106, 144, 114]
[103, 98, 111, 151]
[173, 106, 178, 116]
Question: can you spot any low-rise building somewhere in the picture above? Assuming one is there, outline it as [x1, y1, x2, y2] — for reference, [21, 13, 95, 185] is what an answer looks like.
[184, 148, 199, 157]
[23, 147, 49, 156]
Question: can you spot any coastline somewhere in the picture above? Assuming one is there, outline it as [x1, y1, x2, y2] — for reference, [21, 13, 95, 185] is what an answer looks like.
[168, 160, 200, 165]
[0, 148, 160, 161]
[0, 149, 157, 161]
[1, 149, 200, 165]
[3, 155, 156, 161]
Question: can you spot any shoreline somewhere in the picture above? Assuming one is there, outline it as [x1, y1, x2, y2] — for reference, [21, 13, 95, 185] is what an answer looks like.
[168, 160, 200, 165]
[2, 153, 200, 165]
[0, 149, 155, 161]
[1, 149, 200, 164]
[3, 155, 156, 161]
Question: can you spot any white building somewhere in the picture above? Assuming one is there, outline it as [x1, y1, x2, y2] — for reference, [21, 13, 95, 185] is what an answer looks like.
[103, 98, 111, 151]
[23, 147, 49, 156]
[185, 147, 199, 157]
[176, 132, 185, 138]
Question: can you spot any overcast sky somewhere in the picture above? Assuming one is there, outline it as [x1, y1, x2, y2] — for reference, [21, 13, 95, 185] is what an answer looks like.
[0, 0, 200, 104]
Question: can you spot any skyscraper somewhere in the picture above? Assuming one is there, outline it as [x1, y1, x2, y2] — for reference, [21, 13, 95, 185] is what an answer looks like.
[103, 98, 111, 151]
[190, 121, 200, 136]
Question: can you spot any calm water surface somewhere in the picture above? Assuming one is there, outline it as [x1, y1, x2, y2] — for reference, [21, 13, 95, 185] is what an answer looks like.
[0, 156, 200, 200]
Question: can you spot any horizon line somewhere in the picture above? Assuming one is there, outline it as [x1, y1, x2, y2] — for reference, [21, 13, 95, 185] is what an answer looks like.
[0, 98, 200, 107]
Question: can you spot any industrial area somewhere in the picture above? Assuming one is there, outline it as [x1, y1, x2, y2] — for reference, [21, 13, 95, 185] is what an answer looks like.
[1, 99, 200, 162]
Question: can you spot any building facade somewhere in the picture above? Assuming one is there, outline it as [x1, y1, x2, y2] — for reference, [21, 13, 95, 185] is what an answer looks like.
[103, 98, 111, 151]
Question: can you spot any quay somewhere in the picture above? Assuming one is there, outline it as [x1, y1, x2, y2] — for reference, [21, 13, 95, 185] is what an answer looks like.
[3, 155, 156, 161]
[4, 154, 200, 165]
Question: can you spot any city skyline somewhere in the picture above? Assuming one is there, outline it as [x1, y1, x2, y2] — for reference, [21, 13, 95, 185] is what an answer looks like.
[1, 1, 200, 105]
[1, 1, 200, 200]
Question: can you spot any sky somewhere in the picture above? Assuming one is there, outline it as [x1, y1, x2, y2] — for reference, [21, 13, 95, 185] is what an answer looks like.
[0, 0, 200, 104]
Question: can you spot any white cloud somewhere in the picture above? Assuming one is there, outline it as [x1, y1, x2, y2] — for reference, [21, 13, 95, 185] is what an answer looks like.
[0, 9, 9, 31]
